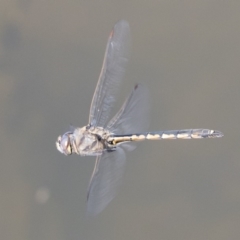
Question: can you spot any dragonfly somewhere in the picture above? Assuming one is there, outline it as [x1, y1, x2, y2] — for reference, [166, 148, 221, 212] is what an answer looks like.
[56, 20, 223, 216]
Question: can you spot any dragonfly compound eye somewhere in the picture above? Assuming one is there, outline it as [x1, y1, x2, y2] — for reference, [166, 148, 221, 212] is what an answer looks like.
[60, 134, 72, 155]
[56, 136, 63, 153]
[56, 134, 72, 155]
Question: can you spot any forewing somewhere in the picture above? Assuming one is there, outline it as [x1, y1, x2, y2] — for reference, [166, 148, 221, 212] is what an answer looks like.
[107, 83, 150, 135]
[89, 20, 131, 127]
[87, 147, 126, 216]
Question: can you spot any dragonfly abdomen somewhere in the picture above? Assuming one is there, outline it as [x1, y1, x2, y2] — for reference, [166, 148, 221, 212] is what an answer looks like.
[108, 129, 223, 145]
[145, 129, 223, 140]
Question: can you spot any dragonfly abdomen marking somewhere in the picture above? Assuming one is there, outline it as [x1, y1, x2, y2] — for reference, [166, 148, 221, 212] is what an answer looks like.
[146, 130, 195, 140]
[107, 134, 146, 145]
[146, 131, 192, 140]
[146, 129, 223, 140]
[108, 129, 223, 146]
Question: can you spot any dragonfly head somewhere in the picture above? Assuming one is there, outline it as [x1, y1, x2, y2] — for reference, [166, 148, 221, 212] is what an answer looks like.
[56, 132, 73, 155]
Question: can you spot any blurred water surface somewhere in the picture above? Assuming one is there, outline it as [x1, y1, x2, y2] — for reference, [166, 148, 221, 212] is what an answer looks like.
[0, 1, 239, 240]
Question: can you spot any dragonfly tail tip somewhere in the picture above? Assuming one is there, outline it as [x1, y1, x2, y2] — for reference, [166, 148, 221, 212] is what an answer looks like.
[212, 130, 224, 138]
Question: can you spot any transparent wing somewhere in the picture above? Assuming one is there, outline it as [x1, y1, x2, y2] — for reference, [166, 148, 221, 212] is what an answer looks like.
[89, 20, 131, 127]
[86, 147, 126, 216]
[106, 84, 150, 152]
[107, 83, 150, 135]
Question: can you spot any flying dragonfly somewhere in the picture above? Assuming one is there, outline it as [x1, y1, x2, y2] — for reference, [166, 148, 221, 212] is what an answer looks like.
[56, 20, 223, 216]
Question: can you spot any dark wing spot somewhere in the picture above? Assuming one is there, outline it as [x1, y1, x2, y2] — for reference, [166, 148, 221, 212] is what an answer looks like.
[134, 84, 139, 90]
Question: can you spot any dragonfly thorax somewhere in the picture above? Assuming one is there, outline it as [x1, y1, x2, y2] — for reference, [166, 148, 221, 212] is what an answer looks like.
[56, 126, 115, 156]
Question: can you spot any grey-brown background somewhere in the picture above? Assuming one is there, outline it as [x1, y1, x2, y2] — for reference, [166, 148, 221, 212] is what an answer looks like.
[1, 1, 239, 240]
